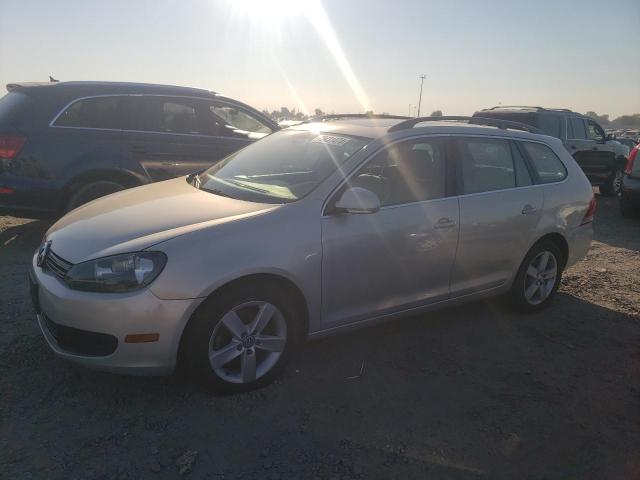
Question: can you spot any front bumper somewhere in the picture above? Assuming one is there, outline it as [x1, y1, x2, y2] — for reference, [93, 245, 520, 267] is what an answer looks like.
[30, 253, 202, 375]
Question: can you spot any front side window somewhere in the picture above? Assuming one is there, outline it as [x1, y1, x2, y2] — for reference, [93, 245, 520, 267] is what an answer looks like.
[195, 129, 370, 203]
[456, 138, 516, 194]
[54, 96, 126, 129]
[349, 137, 446, 206]
[567, 117, 587, 140]
[210, 104, 272, 140]
[586, 120, 605, 142]
[520, 141, 567, 184]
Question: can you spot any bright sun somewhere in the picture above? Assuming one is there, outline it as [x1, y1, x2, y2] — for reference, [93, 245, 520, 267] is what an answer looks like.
[229, 0, 311, 25]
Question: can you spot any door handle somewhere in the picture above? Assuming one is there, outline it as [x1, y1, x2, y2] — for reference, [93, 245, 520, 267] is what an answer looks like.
[434, 217, 456, 229]
[570, 145, 577, 149]
[522, 205, 537, 215]
[592, 147, 598, 151]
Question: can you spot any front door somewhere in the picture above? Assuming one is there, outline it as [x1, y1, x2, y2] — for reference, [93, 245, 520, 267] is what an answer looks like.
[321, 136, 459, 328]
[122, 96, 253, 181]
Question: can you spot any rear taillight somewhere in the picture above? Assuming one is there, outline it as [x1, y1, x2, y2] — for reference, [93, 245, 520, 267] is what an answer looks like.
[0, 135, 26, 160]
[581, 195, 597, 225]
[625, 146, 638, 175]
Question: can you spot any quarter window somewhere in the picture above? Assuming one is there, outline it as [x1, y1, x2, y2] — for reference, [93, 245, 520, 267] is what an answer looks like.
[54, 96, 126, 129]
[456, 138, 516, 194]
[520, 141, 567, 183]
[349, 138, 446, 206]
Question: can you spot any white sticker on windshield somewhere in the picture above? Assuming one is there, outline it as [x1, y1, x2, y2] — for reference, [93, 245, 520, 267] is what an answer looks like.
[311, 135, 351, 147]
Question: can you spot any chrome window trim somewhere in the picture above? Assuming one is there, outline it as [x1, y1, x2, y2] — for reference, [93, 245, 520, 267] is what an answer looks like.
[321, 133, 568, 216]
[48, 93, 272, 137]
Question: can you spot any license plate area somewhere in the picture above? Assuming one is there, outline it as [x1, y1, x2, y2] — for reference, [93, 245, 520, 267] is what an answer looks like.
[28, 270, 41, 314]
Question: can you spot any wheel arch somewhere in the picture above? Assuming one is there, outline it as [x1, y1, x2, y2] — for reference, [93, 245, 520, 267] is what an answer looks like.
[60, 168, 147, 210]
[175, 272, 310, 372]
[530, 232, 569, 268]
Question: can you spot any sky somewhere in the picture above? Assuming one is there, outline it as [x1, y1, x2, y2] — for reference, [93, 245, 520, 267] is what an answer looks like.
[1, 0, 639, 118]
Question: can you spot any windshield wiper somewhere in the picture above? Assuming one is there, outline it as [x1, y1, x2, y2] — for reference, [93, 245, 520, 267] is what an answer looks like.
[201, 187, 233, 198]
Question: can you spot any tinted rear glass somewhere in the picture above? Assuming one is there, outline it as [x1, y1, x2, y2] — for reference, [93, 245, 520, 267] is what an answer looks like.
[0, 92, 31, 129]
[54, 96, 127, 129]
[474, 111, 560, 137]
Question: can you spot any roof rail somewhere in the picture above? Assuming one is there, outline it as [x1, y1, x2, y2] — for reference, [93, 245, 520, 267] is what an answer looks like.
[302, 113, 410, 124]
[486, 105, 543, 111]
[387, 116, 544, 135]
[485, 105, 573, 113]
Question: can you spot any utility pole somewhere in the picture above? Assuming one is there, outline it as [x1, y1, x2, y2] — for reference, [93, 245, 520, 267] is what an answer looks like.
[416, 74, 426, 118]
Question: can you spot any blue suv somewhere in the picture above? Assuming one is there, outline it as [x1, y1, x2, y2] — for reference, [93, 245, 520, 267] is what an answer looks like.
[0, 81, 278, 213]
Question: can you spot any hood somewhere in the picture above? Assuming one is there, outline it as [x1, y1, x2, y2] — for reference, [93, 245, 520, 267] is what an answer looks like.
[47, 177, 278, 263]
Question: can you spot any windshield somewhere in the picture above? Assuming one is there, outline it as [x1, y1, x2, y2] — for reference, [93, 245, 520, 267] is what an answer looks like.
[195, 129, 370, 203]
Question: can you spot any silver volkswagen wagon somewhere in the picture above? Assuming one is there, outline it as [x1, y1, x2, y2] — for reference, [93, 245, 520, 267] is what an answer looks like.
[30, 116, 595, 393]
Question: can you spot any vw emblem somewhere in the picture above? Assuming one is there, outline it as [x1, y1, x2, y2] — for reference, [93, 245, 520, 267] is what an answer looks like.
[37, 240, 52, 267]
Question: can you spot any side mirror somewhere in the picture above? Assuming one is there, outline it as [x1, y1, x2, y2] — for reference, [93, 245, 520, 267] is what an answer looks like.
[335, 187, 381, 214]
[606, 133, 615, 141]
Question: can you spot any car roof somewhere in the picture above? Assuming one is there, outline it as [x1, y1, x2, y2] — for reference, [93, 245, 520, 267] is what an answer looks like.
[291, 117, 555, 142]
[6, 81, 217, 98]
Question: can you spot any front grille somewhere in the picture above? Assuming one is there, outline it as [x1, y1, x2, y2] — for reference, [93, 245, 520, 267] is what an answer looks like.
[44, 250, 73, 280]
[43, 315, 118, 357]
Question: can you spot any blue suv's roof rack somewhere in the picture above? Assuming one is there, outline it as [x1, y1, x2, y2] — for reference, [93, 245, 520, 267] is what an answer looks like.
[387, 116, 544, 135]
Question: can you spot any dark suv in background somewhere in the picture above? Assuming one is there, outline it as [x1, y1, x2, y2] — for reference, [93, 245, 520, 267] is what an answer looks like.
[473, 106, 627, 196]
[0, 81, 278, 213]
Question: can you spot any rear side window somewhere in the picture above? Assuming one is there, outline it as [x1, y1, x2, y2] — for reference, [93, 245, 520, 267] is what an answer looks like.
[537, 115, 561, 137]
[567, 118, 587, 140]
[129, 97, 203, 135]
[53, 96, 126, 129]
[456, 138, 516, 194]
[520, 141, 567, 183]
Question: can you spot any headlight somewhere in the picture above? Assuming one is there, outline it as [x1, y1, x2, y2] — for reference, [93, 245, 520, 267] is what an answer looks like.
[65, 252, 167, 293]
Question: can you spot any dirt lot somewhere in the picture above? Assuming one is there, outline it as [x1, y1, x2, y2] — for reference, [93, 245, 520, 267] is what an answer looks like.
[1, 195, 639, 480]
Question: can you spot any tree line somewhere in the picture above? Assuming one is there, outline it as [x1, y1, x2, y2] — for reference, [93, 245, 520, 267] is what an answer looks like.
[585, 112, 640, 129]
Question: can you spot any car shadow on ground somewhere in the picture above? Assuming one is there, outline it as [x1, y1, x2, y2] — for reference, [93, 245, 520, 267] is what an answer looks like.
[592, 194, 640, 251]
[2, 286, 639, 479]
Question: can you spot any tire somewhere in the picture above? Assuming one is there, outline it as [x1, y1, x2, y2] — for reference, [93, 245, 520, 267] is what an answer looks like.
[600, 169, 623, 197]
[65, 180, 126, 212]
[185, 282, 299, 394]
[620, 191, 639, 219]
[509, 240, 564, 313]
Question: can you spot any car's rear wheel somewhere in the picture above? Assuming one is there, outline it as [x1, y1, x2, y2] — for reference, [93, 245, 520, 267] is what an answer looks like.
[185, 282, 298, 393]
[600, 169, 623, 197]
[509, 241, 564, 313]
[65, 180, 126, 212]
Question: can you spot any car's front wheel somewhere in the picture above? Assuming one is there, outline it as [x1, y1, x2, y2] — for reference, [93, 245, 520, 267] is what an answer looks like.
[185, 282, 298, 393]
[65, 180, 126, 212]
[510, 241, 564, 313]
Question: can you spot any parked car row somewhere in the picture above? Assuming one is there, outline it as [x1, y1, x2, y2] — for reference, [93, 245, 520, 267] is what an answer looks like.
[473, 106, 632, 196]
[29, 112, 596, 392]
[0, 83, 635, 216]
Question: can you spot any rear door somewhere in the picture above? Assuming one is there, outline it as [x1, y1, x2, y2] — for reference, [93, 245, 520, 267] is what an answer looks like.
[449, 136, 543, 295]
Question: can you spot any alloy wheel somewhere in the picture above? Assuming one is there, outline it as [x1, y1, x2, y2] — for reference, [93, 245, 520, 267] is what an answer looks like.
[208, 301, 287, 384]
[524, 251, 558, 305]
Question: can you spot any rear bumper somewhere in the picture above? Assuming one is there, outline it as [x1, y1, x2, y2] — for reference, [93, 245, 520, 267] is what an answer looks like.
[0, 172, 60, 212]
[30, 255, 202, 376]
[566, 223, 592, 269]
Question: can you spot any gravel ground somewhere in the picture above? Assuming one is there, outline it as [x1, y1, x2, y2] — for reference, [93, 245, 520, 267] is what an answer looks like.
[1, 195, 639, 480]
